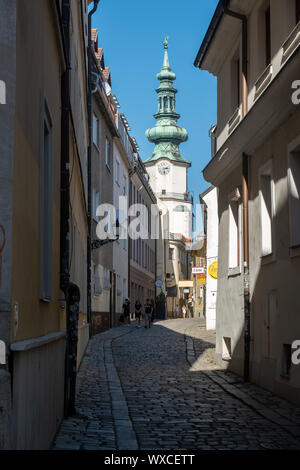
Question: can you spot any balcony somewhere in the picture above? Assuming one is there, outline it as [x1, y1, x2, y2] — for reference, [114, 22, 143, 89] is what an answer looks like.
[159, 191, 193, 203]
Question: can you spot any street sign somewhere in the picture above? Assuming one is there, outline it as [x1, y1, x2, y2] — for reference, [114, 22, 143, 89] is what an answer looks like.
[192, 267, 205, 275]
[155, 280, 163, 288]
[197, 274, 206, 284]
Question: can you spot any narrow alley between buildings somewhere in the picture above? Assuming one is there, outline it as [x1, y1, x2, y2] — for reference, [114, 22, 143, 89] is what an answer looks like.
[52, 319, 300, 451]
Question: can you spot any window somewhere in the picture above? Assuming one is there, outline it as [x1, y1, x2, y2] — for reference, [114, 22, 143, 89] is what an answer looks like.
[265, 5, 271, 66]
[288, 148, 300, 247]
[123, 278, 127, 300]
[40, 96, 53, 301]
[228, 195, 240, 270]
[93, 113, 99, 147]
[163, 96, 168, 111]
[93, 190, 100, 222]
[281, 344, 292, 378]
[296, 0, 300, 24]
[170, 97, 173, 111]
[231, 51, 240, 112]
[93, 265, 101, 296]
[105, 138, 111, 168]
[259, 164, 274, 257]
[169, 247, 174, 260]
[115, 160, 120, 184]
[123, 175, 127, 196]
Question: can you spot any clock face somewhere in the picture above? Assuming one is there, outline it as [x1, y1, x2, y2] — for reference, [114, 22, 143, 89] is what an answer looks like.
[158, 161, 171, 175]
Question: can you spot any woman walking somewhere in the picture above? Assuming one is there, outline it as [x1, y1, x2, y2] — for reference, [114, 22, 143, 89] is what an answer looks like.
[144, 298, 153, 329]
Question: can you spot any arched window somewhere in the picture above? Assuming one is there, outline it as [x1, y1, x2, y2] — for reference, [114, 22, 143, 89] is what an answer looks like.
[170, 97, 173, 111]
[163, 96, 168, 110]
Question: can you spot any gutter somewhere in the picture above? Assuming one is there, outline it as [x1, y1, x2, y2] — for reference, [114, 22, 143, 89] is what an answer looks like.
[59, 0, 81, 417]
[194, 0, 230, 68]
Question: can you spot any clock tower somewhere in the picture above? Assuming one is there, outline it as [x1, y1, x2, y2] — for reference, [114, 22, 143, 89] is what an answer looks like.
[144, 37, 192, 240]
[144, 38, 193, 316]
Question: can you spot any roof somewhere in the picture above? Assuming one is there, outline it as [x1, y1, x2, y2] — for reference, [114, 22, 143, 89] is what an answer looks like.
[91, 28, 98, 42]
[95, 47, 103, 61]
[194, 0, 229, 69]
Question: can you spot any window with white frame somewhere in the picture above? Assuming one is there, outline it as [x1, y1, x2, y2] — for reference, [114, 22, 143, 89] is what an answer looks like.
[288, 148, 300, 248]
[259, 162, 274, 257]
[105, 138, 111, 168]
[40, 95, 53, 301]
[93, 113, 99, 148]
[228, 191, 241, 270]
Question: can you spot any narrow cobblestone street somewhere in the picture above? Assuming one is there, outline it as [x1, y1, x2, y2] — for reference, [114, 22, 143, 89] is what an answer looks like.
[53, 319, 300, 450]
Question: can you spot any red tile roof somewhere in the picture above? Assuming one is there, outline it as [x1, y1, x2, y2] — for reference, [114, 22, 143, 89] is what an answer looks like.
[95, 47, 103, 61]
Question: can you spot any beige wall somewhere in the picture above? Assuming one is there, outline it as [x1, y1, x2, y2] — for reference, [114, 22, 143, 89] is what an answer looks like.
[11, 0, 63, 343]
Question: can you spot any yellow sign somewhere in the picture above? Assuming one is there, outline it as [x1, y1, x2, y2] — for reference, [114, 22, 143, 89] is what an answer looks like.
[208, 261, 218, 280]
[197, 275, 206, 284]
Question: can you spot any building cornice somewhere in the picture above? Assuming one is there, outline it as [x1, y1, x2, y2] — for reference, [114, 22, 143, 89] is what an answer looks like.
[203, 45, 300, 185]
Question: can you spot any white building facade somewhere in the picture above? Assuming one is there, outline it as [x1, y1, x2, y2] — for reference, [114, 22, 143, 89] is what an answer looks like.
[201, 186, 219, 330]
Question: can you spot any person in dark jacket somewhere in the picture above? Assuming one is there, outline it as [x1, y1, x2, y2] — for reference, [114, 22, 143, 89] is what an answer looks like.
[122, 298, 130, 324]
[135, 300, 142, 327]
[144, 299, 153, 329]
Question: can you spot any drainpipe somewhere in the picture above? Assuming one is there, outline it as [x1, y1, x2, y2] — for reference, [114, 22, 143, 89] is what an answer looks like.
[87, 0, 100, 338]
[223, 6, 250, 381]
[59, 0, 81, 417]
[242, 153, 250, 382]
[223, 7, 248, 117]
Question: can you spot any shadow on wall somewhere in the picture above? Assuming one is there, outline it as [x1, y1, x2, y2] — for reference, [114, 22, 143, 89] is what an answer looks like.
[215, 143, 300, 406]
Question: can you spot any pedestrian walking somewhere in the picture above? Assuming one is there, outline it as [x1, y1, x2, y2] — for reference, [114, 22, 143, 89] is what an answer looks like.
[175, 305, 179, 318]
[122, 298, 131, 325]
[135, 300, 142, 327]
[144, 298, 153, 328]
[182, 304, 187, 319]
[150, 298, 155, 326]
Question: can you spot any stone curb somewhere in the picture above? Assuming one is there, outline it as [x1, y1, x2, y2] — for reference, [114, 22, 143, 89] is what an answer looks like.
[104, 327, 139, 450]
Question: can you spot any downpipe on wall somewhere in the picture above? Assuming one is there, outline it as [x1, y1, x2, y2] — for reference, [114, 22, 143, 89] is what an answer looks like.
[58, 0, 81, 417]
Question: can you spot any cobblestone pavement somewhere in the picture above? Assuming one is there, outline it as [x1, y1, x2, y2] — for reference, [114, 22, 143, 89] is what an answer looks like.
[52, 318, 300, 450]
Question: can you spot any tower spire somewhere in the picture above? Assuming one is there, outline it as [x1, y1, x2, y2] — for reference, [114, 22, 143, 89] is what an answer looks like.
[145, 38, 189, 164]
[162, 36, 170, 69]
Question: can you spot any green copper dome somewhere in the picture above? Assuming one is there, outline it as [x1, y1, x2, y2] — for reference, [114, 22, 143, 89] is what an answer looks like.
[145, 37, 189, 165]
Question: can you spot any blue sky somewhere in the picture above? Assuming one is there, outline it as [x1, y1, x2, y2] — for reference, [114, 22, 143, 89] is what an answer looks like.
[93, 0, 219, 201]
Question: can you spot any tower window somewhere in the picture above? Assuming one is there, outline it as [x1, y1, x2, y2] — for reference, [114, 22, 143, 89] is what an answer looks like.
[170, 96, 173, 111]
[163, 96, 168, 110]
